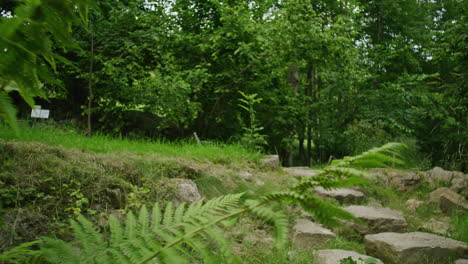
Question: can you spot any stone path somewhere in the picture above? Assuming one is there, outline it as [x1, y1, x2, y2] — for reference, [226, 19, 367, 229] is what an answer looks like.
[314, 187, 365, 204]
[342, 205, 407, 235]
[283, 167, 323, 177]
[315, 249, 384, 264]
[365, 232, 468, 264]
[280, 166, 468, 263]
[291, 218, 335, 248]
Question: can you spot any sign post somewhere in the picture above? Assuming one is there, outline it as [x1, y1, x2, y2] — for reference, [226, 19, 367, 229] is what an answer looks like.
[31, 105, 50, 125]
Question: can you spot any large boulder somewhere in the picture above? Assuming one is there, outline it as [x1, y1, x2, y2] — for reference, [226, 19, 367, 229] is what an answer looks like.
[372, 170, 421, 192]
[284, 167, 323, 177]
[260, 155, 280, 170]
[314, 187, 366, 204]
[342, 205, 407, 235]
[291, 219, 336, 248]
[455, 259, 468, 264]
[429, 188, 468, 213]
[365, 232, 468, 264]
[315, 249, 384, 264]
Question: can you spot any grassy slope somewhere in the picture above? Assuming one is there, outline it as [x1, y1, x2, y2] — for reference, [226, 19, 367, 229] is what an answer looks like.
[0, 123, 261, 163]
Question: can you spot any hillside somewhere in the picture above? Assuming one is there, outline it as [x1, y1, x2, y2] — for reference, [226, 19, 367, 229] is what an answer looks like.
[0, 126, 467, 263]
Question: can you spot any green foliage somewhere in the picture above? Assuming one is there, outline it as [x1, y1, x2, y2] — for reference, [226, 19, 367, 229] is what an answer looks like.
[0, 0, 91, 129]
[340, 256, 378, 264]
[238, 91, 267, 151]
[332, 143, 412, 169]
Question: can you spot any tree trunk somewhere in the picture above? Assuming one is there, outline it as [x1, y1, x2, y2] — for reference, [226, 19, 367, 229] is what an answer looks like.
[87, 24, 94, 137]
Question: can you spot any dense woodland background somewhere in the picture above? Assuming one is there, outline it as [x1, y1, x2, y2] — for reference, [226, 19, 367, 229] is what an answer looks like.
[0, 0, 466, 170]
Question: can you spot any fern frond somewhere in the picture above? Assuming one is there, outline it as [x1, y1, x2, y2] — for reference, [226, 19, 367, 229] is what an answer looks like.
[331, 142, 410, 169]
[138, 205, 150, 234]
[0, 240, 44, 264]
[163, 202, 174, 226]
[245, 199, 289, 248]
[70, 214, 107, 260]
[151, 203, 161, 233]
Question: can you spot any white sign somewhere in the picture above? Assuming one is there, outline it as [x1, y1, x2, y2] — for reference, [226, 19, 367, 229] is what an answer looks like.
[31, 107, 50, 119]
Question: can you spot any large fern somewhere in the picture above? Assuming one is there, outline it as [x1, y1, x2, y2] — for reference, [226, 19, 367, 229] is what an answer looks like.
[1, 143, 410, 263]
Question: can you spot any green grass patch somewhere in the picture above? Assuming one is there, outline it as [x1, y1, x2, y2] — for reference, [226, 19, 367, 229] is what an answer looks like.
[451, 211, 468, 243]
[321, 236, 366, 254]
[0, 122, 261, 163]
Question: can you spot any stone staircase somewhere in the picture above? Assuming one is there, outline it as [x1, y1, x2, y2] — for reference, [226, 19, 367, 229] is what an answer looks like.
[284, 166, 468, 264]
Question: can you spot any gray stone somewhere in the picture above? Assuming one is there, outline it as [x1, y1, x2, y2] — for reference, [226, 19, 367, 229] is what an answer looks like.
[243, 229, 274, 246]
[455, 259, 468, 264]
[422, 217, 451, 235]
[342, 205, 407, 235]
[291, 218, 336, 248]
[451, 175, 468, 198]
[173, 179, 202, 205]
[238, 171, 253, 181]
[315, 249, 384, 264]
[284, 167, 323, 177]
[260, 155, 280, 170]
[314, 187, 366, 204]
[425, 167, 455, 187]
[429, 188, 468, 213]
[439, 191, 468, 213]
[365, 232, 468, 264]
[405, 199, 423, 213]
[371, 170, 421, 192]
[429, 187, 452, 203]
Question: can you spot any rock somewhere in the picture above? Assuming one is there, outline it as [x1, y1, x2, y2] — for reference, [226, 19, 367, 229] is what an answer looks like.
[429, 187, 452, 203]
[388, 171, 421, 192]
[291, 219, 336, 248]
[425, 167, 455, 187]
[365, 232, 468, 264]
[172, 179, 202, 205]
[315, 249, 384, 264]
[429, 188, 468, 213]
[371, 170, 421, 192]
[439, 191, 468, 213]
[451, 176, 468, 198]
[455, 259, 468, 264]
[238, 171, 253, 181]
[342, 205, 407, 235]
[422, 217, 451, 235]
[314, 187, 366, 204]
[243, 229, 274, 246]
[405, 199, 423, 213]
[260, 155, 280, 170]
[284, 167, 323, 177]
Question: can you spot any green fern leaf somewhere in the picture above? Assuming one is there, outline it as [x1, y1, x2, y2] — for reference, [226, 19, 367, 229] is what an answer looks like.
[163, 202, 174, 226]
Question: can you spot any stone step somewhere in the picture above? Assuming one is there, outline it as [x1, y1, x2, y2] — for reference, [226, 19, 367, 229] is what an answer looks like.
[314, 187, 366, 204]
[283, 167, 323, 177]
[291, 218, 335, 248]
[315, 249, 383, 264]
[342, 205, 407, 235]
[364, 232, 468, 264]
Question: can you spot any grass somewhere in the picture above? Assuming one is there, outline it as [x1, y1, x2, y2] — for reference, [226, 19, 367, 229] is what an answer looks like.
[0, 122, 261, 163]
